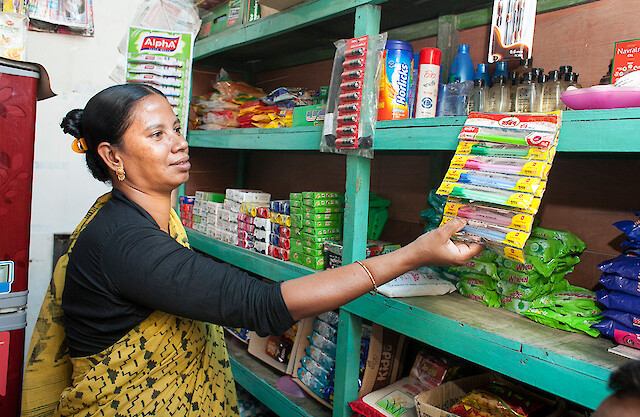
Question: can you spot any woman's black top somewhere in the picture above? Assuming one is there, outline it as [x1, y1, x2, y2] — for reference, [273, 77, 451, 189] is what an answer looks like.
[63, 188, 294, 358]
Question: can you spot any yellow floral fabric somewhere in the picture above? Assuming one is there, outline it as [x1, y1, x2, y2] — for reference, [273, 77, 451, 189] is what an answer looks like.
[21, 193, 238, 417]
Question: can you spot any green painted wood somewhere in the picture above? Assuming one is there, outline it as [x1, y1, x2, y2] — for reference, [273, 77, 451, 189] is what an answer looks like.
[436, 15, 457, 84]
[333, 5, 381, 417]
[188, 108, 640, 152]
[342, 292, 623, 410]
[387, 19, 438, 42]
[257, 46, 337, 73]
[187, 229, 313, 280]
[226, 337, 331, 417]
[194, 0, 386, 60]
[187, 126, 322, 150]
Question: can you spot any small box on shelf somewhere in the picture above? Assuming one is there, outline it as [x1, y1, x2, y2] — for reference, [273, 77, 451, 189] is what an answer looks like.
[247, 318, 312, 375]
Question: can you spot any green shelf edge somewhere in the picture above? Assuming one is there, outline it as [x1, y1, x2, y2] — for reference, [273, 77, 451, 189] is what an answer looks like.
[227, 337, 331, 417]
[194, 0, 385, 60]
[188, 230, 625, 410]
[187, 108, 640, 152]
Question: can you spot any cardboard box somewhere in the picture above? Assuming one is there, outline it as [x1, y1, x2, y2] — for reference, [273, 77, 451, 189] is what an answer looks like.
[292, 322, 405, 409]
[414, 373, 552, 417]
[197, 0, 260, 40]
[247, 318, 311, 374]
[612, 38, 640, 83]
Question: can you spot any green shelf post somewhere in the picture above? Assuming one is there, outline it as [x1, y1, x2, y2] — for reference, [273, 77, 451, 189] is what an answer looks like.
[333, 3, 380, 417]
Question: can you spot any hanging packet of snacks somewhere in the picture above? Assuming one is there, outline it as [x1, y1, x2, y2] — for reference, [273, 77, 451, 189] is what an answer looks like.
[0, 11, 27, 60]
[320, 33, 387, 159]
[126, 27, 194, 133]
[436, 112, 562, 263]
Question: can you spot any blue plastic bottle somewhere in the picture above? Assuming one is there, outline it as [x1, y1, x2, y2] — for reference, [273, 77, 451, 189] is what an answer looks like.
[448, 44, 475, 83]
[475, 63, 490, 85]
[492, 61, 509, 85]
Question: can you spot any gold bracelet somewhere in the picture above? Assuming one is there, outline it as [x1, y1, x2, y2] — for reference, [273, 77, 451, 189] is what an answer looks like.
[355, 260, 378, 295]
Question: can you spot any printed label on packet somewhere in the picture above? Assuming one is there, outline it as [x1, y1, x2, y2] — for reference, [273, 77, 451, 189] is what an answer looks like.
[505, 193, 534, 209]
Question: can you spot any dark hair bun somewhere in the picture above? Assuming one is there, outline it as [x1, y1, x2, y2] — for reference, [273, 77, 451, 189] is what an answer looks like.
[60, 109, 84, 139]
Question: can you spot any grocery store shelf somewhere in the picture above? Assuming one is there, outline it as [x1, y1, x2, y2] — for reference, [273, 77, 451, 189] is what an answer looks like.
[227, 336, 331, 417]
[187, 108, 640, 153]
[187, 230, 313, 280]
[190, 232, 624, 410]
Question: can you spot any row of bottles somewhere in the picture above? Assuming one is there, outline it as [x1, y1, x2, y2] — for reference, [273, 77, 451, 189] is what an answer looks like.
[468, 66, 582, 113]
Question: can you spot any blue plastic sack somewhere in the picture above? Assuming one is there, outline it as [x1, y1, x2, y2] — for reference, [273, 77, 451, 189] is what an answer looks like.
[600, 274, 640, 297]
[597, 255, 640, 280]
[597, 290, 640, 315]
[614, 219, 640, 243]
[592, 319, 640, 350]
[602, 309, 640, 330]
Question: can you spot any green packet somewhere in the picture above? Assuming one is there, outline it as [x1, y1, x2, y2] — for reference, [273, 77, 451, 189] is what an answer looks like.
[301, 233, 336, 247]
[524, 237, 565, 263]
[303, 198, 341, 208]
[496, 279, 569, 302]
[303, 212, 342, 221]
[450, 259, 498, 280]
[304, 206, 343, 214]
[303, 219, 342, 229]
[500, 296, 532, 314]
[303, 227, 341, 237]
[303, 246, 324, 257]
[496, 255, 558, 278]
[290, 199, 302, 207]
[457, 281, 501, 308]
[290, 206, 303, 215]
[530, 286, 600, 316]
[523, 307, 601, 337]
[290, 238, 304, 253]
[289, 192, 303, 201]
[470, 248, 498, 263]
[496, 266, 567, 287]
[459, 274, 495, 289]
[531, 226, 587, 254]
[302, 191, 342, 200]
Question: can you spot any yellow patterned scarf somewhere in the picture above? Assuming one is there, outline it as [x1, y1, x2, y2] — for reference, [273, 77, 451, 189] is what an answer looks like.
[21, 192, 239, 417]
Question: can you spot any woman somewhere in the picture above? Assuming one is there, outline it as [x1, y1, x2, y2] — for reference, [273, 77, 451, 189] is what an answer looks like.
[21, 84, 482, 417]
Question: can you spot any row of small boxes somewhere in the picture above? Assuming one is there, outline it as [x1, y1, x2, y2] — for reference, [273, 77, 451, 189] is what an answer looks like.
[228, 189, 271, 251]
[237, 202, 271, 253]
[289, 192, 344, 270]
[268, 200, 291, 261]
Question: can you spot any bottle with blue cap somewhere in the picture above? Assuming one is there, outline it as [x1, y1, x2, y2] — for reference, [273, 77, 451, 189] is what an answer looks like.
[475, 63, 491, 86]
[492, 61, 509, 86]
[448, 44, 475, 83]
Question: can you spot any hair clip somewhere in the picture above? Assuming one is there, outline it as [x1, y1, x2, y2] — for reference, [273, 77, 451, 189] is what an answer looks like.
[71, 137, 88, 154]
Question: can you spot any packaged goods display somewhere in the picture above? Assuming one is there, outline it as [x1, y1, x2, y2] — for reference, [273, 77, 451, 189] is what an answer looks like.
[593, 211, 640, 349]
[488, 0, 538, 63]
[322, 33, 386, 158]
[0, 11, 28, 60]
[437, 112, 561, 262]
[378, 40, 414, 121]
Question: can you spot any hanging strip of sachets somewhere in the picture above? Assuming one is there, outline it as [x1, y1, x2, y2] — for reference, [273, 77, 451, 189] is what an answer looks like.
[437, 112, 562, 263]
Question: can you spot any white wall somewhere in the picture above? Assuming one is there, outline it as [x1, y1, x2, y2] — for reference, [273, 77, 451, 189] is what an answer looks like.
[25, 0, 145, 351]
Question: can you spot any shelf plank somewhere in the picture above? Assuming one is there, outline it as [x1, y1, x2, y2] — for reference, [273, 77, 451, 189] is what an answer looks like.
[342, 293, 623, 410]
[189, 233, 626, 410]
[226, 337, 331, 417]
[187, 230, 313, 280]
[188, 108, 640, 152]
[194, 0, 386, 60]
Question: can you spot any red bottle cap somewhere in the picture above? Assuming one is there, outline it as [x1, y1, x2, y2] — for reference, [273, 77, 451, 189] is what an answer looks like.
[419, 47, 441, 65]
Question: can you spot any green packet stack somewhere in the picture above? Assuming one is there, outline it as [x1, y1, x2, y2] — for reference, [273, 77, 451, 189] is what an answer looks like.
[290, 191, 343, 270]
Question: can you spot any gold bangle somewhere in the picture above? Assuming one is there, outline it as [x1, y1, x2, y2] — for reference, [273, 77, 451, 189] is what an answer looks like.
[355, 260, 378, 295]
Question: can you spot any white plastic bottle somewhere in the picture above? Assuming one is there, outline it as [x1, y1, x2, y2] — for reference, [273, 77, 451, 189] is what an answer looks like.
[415, 47, 442, 118]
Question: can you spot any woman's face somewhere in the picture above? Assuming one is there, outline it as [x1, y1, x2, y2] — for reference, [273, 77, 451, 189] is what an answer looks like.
[117, 94, 190, 194]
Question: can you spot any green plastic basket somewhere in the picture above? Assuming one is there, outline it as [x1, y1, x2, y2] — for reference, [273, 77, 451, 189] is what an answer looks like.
[368, 193, 391, 240]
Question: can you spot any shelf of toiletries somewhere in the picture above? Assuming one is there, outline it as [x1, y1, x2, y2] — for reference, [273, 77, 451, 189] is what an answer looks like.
[188, 230, 624, 411]
[187, 107, 640, 152]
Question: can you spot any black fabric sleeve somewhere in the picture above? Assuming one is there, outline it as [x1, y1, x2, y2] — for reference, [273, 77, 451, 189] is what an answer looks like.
[100, 224, 295, 336]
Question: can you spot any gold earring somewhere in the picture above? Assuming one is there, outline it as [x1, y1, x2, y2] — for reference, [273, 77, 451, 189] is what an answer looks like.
[116, 166, 126, 182]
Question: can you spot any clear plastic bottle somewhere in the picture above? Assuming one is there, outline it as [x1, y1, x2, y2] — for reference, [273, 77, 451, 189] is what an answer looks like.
[488, 75, 510, 112]
[515, 58, 534, 79]
[541, 70, 562, 112]
[467, 78, 489, 113]
[509, 71, 520, 112]
[531, 68, 544, 112]
[515, 72, 538, 113]
[566, 72, 582, 89]
[558, 65, 573, 91]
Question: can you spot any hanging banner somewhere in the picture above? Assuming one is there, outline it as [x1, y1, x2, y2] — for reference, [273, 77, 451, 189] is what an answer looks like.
[126, 27, 194, 131]
[488, 0, 537, 63]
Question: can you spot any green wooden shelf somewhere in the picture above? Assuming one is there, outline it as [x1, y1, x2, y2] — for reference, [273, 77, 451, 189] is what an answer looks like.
[226, 336, 331, 417]
[188, 108, 640, 152]
[189, 231, 625, 410]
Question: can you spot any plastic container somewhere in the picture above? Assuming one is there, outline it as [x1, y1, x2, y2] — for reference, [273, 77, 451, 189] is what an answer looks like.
[448, 44, 474, 83]
[378, 40, 414, 121]
[492, 61, 509, 85]
[561, 85, 640, 110]
[475, 63, 490, 85]
[467, 78, 489, 113]
[541, 70, 563, 112]
[489, 75, 510, 112]
[415, 47, 441, 118]
[436, 81, 474, 116]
